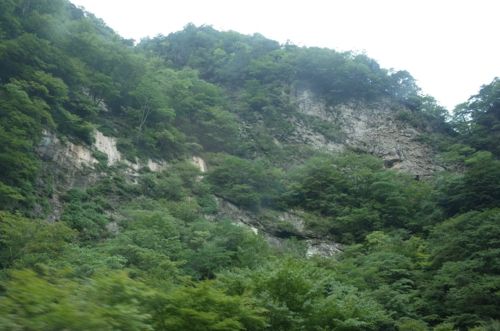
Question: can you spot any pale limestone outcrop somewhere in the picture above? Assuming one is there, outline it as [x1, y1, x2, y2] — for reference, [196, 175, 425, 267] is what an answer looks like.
[305, 240, 343, 257]
[290, 89, 443, 176]
[38, 130, 169, 172]
[94, 131, 167, 171]
[36, 130, 167, 220]
[36, 131, 99, 221]
[38, 131, 97, 169]
[191, 156, 207, 173]
[94, 130, 121, 165]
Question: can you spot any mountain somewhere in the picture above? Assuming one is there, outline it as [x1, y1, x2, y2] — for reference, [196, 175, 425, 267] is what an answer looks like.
[1, 1, 499, 330]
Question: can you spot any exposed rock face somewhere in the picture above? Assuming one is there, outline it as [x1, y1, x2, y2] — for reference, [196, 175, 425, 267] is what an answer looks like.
[94, 131, 121, 165]
[38, 130, 168, 173]
[305, 240, 343, 257]
[213, 198, 262, 234]
[93, 131, 167, 171]
[36, 131, 99, 220]
[289, 89, 442, 177]
[277, 212, 306, 234]
[35, 130, 167, 220]
[213, 197, 341, 257]
[191, 156, 207, 173]
[38, 131, 97, 169]
[146, 159, 166, 172]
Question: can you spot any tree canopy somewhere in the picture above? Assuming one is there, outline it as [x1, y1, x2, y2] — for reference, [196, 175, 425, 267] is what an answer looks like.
[0, 2, 499, 330]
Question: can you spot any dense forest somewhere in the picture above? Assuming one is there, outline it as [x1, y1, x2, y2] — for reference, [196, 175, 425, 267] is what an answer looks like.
[0, 1, 499, 330]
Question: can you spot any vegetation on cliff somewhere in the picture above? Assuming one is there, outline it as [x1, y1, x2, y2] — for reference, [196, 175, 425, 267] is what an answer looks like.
[0, 1, 499, 330]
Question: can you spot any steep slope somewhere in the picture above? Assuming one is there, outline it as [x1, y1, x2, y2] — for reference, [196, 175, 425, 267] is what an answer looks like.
[0, 1, 449, 260]
[141, 25, 450, 175]
[291, 89, 442, 176]
[2, 2, 500, 330]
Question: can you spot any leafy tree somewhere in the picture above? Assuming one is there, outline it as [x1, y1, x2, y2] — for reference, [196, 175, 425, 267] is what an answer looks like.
[0, 211, 75, 269]
[452, 78, 500, 157]
[0, 269, 154, 331]
[182, 220, 270, 279]
[150, 281, 267, 331]
[220, 259, 391, 330]
[206, 154, 283, 210]
[60, 189, 110, 242]
[2, 2, 500, 329]
[283, 153, 437, 242]
[424, 209, 500, 328]
[335, 232, 429, 320]
[438, 151, 500, 215]
[0, 81, 52, 208]
[103, 210, 183, 279]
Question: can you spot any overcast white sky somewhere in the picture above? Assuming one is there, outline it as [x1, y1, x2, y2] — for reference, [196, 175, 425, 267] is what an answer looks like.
[70, 0, 499, 110]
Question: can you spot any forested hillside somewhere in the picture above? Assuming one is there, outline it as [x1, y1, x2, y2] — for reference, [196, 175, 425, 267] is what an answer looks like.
[0, 1, 499, 330]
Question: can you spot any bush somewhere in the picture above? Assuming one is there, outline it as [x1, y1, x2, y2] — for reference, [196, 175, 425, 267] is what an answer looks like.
[206, 154, 283, 210]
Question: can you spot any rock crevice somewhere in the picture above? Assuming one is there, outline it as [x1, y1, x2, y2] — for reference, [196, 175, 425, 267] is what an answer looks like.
[213, 197, 342, 258]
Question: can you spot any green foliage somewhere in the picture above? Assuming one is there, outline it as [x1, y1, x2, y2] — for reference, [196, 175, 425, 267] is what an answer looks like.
[0, 81, 49, 208]
[219, 259, 391, 330]
[396, 318, 429, 331]
[438, 151, 500, 215]
[470, 320, 500, 331]
[283, 153, 437, 242]
[1, 2, 500, 330]
[395, 95, 451, 136]
[140, 24, 280, 85]
[437, 143, 476, 167]
[0, 211, 75, 268]
[141, 25, 452, 162]
[165, 69, 240, 153]
[104, 210, 183, 279]
[334, 232, 429, 320]
[61, 189, 110, 242]
[143, 25, 422, 107]
[152, 281, 267, 331]
[424, 209, 500, 327]
[49, 244, 127, 278]
[182, 220, 270, 279]
[295, 48, 391, 104]
[109, 66, 241, 159]
[452, 78, 500, 158]
[139, 171, 186, 201]
[0, 269, 153, 331]
[206, 154, 284, 210]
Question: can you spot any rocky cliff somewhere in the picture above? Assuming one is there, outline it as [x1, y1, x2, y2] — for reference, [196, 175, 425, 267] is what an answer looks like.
[213, 197, 342, 257]
[35, 130, 168, 220]
[286, 89, 443, 177]
[34, 89, 443, 253]
[35, 129, 343, 256]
